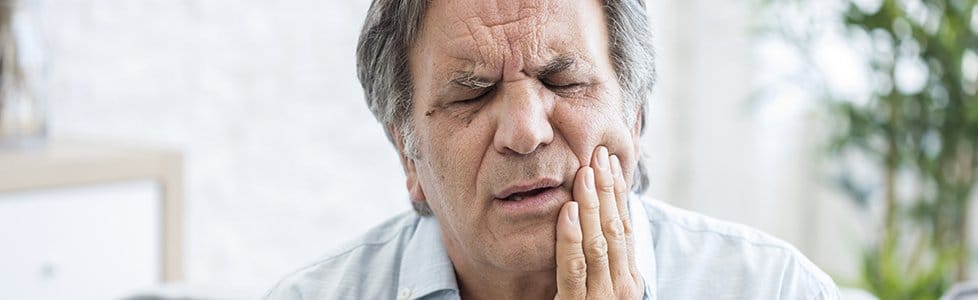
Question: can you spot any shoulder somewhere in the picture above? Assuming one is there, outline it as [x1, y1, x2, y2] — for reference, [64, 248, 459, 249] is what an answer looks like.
[263, 211, 421, 300]
[637, 197, 840, 299]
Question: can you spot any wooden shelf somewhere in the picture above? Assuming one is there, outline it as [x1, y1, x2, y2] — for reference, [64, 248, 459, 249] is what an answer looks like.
[0, 137, 184, 282]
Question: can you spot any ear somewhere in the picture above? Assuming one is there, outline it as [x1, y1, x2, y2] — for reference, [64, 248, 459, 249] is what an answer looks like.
[629, 108, 643, 166]
[391, 125, 427, 203]
[631, 107, 643, 141]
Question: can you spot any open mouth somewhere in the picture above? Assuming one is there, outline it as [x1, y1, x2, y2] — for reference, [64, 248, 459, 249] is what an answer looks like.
[500, 186, 555, 201]
[494, 178, 562, 202]
[492, 179, 564, 215]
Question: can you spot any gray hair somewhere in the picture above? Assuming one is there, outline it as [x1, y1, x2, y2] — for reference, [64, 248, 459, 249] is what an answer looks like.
[356, 0, 656, 216]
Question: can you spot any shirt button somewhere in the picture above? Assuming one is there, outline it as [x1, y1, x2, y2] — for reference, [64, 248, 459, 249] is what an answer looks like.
[398, 288, 412, 300]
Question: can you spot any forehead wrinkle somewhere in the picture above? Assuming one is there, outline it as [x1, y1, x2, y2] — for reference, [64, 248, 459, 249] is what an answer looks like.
[424, 0, 594, 90]
[435, 16, 503, 74]
[442, 1, 553, 68]
[469, 0, 543, 28]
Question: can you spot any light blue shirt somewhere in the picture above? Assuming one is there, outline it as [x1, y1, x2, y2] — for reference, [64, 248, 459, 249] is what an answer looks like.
[265, 196, 841, 299]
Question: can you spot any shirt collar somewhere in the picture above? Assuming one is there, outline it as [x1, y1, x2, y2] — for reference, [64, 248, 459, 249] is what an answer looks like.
[629, 194, 658, 300]
[397, 215, 459, 299]
[396, 194, 657, 299]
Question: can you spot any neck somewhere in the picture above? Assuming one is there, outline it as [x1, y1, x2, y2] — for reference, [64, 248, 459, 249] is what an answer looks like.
[442, 233, 557, 300]
[454, 257, 557, 300]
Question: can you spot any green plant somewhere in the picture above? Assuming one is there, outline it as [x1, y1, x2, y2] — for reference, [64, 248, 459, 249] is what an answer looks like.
[758, 0, 978, 298]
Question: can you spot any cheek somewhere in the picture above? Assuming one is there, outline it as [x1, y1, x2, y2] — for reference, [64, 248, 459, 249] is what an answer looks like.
[553, 100, 638, 177]
[416, 119, 493, 213]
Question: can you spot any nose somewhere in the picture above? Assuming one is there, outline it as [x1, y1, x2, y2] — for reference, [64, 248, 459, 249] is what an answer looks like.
[492, 82, 554, 155]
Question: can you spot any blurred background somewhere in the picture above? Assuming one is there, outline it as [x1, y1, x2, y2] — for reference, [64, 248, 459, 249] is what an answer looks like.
[0, 0, 974, 299]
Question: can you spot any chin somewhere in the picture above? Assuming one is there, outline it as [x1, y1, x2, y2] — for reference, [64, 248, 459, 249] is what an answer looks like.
[490, 224, 558, 272]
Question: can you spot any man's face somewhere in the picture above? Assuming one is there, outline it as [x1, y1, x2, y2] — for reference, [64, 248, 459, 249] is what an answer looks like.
[403, 0, 642, 272]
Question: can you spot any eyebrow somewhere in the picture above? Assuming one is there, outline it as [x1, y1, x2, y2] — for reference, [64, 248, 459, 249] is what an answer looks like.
[446, 55, 578, 90]
[450, 72, 495, 90]
[536, 56, 576, 78]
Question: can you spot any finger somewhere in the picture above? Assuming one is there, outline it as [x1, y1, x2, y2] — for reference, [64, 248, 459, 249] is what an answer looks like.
[611, 154, 640, 280]
[573, 166, 613, 295]
[593, 148, 631, 287]
[555, 201, 587, 299]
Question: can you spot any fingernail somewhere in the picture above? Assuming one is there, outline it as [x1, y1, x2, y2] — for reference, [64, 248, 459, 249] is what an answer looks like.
[596, 146, 608, 170]
[584, 167, 595, 191]
[568, 202, 579, 223]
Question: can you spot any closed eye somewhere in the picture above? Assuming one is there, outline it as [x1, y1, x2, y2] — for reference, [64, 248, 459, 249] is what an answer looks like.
[544, 81, 586, 94]
[456, 88, 494, 105]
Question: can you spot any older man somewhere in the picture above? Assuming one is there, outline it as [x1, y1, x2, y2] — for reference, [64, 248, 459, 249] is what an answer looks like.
[267, 0, 840, 299]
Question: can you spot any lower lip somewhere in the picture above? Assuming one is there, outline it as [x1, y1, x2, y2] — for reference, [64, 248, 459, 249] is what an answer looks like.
[494, 187, 565, 217]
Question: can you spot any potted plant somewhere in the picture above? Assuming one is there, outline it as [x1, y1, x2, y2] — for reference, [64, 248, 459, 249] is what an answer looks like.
[0, 0, 45, 148]
[759, 0, 978, 298]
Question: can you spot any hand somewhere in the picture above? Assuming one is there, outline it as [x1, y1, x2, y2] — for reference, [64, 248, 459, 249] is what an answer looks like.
[555, 146, 643, 299]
